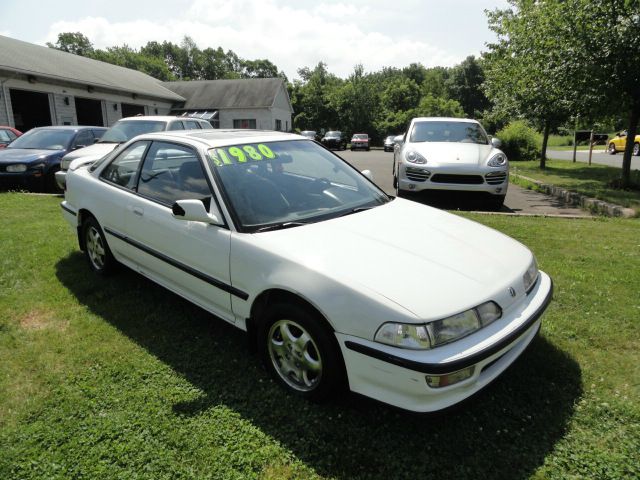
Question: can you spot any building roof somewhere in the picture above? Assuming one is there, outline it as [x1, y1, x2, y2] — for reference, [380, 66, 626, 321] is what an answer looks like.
[163, 78, 288, 110]
[0, 35, 184, 102]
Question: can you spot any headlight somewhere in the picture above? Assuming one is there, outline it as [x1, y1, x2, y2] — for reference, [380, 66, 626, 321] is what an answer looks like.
[405, 150, 427, 164]
[487, 153, 507, 167]
[61, 157, 72, 170]
[523, 257, 539, 293]
[5, 164, 27, 173]
[374, 301, 502, 350]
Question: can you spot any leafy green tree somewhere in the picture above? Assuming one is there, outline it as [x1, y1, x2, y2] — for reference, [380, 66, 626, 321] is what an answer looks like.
[445, 56, 489, 118]
[414, 95, 464, 118]
[46, 32, 94, 56]
[291, 62, 342, 132]
[484, 1, 573, 168]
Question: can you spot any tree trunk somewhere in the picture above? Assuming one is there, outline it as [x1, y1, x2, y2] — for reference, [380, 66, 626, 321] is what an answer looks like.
[540, 120, 551, 169]
[621, 105, 639, 188]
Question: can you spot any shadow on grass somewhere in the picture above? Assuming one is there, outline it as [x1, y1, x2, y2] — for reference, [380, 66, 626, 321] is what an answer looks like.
[56, 253, 582, 480]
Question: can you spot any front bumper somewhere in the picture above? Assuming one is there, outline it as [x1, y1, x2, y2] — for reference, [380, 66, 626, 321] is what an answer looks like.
[398, 162, 508, 195]
[0, 169, 45, 189]
[55, 169, 67, 190]
[337, 271, 552, 412]
[351, 142, 369, 150]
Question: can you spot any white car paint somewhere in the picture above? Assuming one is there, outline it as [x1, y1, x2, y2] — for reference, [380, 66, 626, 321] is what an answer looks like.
[61, 129, 552, 412]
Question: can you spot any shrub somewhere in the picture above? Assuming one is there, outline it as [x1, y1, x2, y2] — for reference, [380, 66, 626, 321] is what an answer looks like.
[496, 120, 540, 161]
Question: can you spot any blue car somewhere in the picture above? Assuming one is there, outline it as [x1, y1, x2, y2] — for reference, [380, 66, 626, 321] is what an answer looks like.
[0, 126, 106, 192]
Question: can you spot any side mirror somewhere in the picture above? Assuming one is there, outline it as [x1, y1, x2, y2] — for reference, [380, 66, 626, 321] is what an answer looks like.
[73, 144, 87, 150]
[491, 137, 502, 148]
[393, 135, 404, 145]
[172, 199, 223, 225]
[361, 169, 374, 181]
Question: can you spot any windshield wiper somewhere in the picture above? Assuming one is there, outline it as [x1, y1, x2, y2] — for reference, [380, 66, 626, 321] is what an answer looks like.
[254, 221, 308, 233]
[338, 206, 374, 217]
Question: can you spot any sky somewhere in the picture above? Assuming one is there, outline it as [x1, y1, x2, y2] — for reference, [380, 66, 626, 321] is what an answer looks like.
[0, 0, 510, 80]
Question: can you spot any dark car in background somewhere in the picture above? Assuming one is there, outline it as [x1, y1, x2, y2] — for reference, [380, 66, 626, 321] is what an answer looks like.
[321, 130, 347, 150]
[0, 126, 106, 192]
[350, 133, 370, 151]
[0, 126, 22, 148]
[384, 135, 397, 152]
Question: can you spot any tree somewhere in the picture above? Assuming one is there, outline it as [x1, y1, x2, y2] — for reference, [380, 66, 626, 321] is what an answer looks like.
[484, 1, 573, 167]
[47, 32, 94, 56]
[445, 56, 490, 118]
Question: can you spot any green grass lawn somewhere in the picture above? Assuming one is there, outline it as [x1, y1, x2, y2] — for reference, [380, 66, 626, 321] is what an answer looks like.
[511, 159, 640, 212]
[1, 193, 639, 479]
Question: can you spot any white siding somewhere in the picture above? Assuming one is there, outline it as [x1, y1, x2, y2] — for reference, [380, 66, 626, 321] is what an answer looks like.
[0, 76, 175, 128]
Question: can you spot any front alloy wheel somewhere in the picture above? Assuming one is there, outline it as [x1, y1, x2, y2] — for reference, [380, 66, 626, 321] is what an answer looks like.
[268, 319, 322, 392]
[259, 302, 344, 401]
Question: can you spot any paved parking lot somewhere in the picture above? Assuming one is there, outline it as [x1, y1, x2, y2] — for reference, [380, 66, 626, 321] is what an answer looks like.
[337, 148, 592, 216]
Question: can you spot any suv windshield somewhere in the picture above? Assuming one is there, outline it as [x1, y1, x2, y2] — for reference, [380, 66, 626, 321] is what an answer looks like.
[410, 121, 488, 144]
[325, 131, 341, 138]
[8, 129, 74, 150]
[99, 120, 166, 144]
[207, 140, 388, 231]
[353, 134, 368, 139]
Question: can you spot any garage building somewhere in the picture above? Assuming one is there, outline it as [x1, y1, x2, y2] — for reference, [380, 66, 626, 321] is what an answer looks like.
[0, 35, 184, 131]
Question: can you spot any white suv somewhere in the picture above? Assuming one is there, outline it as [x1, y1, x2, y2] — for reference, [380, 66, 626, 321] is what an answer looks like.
[55, 116, 212, 189]
[393, 117, 508, 209]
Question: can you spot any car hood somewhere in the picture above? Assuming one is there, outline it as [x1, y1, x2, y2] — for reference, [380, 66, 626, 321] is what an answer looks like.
[66, 143, 118, 169]
[408, 142, 495, 166]
[254, 198, 532, 320]
[0, 148, 62, 164]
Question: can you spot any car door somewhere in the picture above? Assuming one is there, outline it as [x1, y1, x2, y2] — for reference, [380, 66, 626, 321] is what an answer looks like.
[614, 131, 627, 150]
[122, 140, 234, 322]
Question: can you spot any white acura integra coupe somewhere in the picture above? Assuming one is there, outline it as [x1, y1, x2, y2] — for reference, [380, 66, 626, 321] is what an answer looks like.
[61, 129, 552, 412]
[394, 117, 509, 210]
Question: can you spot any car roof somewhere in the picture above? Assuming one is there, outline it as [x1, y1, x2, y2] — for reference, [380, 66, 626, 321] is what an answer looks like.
[27, 126, 106, 132]
[115, 116, 206, 123]
[411, 117, 479, 124]
[138, 129, 304, 148]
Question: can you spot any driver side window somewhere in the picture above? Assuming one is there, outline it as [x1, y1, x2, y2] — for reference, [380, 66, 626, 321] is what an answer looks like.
[100, 141, 150, 189]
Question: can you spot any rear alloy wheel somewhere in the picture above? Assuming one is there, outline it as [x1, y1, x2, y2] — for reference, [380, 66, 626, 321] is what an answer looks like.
[633, 143, 639, 156]
[608, 143, 617, 155]
[259, 302, 344, 401]
[82, 217, 117, 275]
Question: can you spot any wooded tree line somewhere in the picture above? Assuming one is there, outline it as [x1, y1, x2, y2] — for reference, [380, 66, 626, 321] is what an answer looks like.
[49, 0, 639, 186]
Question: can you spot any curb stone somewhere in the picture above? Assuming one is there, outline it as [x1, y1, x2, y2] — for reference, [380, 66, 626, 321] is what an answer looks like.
[512, 174, 636, 218]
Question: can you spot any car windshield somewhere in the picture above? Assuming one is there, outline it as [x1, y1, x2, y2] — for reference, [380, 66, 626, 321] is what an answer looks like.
[300, 131, 316, 137]
[353, 134, 368, 139]
[207, 140, 389, 232]
[385, 136, 395, 141]
[410, 121, 488, 144]
[8, 129, 74, 150]
[325, 132, 341, 138]
[99, 120, 166, 143]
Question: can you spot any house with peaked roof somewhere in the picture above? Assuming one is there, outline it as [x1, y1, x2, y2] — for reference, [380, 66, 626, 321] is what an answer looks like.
[164, 78, 293, 132]
[0, 35, 184, 131]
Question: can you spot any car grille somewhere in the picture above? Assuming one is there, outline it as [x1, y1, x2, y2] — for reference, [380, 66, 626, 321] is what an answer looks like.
[430, 174, 484, 184]
[405, 167, 431, 182]
[485, 172, 508, 185]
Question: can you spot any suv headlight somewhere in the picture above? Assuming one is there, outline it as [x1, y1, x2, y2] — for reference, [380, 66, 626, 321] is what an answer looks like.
[488, 153, 508, 167]
[374, 301, 502, 350]
[5, 164, 27, 173]
[405, 151, 427, 164]
[523, 257, 539, 293]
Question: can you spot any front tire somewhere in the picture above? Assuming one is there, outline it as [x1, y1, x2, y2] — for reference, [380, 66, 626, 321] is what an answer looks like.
[633, 143, 639, 156]
[485, 194, 506, 211]
[82, 216, 117, 275]
[258, 302, 344, 402]
[608, 143, 617, 155]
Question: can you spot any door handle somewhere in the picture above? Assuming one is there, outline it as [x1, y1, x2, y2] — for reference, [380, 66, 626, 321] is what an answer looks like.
[132, 207, 144, 217]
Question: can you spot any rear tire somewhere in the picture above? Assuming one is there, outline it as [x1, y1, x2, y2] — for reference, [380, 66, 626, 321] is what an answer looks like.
[633, 143, 639, 156]
[82, 216, 117, 275]
[258, 302, 345, 402]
